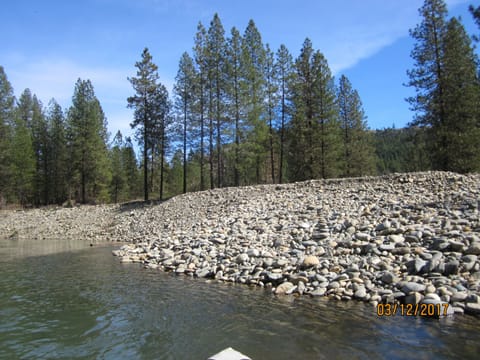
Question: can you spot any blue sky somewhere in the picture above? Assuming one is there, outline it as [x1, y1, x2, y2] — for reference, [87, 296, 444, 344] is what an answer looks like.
[1, 0, 478, 140]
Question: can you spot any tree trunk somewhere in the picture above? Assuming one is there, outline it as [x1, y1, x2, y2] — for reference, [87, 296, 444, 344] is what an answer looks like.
[143, 114, 148, 201]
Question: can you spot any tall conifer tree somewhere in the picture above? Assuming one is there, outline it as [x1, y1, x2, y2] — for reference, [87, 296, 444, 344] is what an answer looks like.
[264, 44, 278, 183]
[407, 0, 480, 172]
[226, 27, 243, 186]
[47, 99, 68, 204]
[406, 0, 449, 169]
[174, 52, 196, 194]
[440, 17, 480, 172]
[241, 19, 267, 184]
[337, 75, 375, 177]
[0, 66, 15, 205]
[128, 48, 170, 200]
[68, 79, 111, 203]
[193, 23, 208, 190]
[207, 14, 227, 188]
[275, 45, 293, 184]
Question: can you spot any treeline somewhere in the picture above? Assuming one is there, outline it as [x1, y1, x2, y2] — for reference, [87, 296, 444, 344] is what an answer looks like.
[129, 15, 377, 202]
[0, 74, 143, 206]
[0, 0, 479, 207]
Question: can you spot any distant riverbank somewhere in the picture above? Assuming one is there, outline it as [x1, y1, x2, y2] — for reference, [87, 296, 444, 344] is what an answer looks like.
[2, 171, 480, 317]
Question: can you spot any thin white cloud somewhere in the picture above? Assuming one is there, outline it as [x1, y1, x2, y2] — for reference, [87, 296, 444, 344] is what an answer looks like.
[316, 0, 471, 74]
[4, 55, 174, 138]
[7, 57, 128, 105]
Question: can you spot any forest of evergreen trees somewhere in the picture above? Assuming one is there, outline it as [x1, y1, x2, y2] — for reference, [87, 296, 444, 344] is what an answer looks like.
[0, 0, 479, 207]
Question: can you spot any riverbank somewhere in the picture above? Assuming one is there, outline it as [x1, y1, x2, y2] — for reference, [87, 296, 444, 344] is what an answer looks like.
[2, 171, 480, 316]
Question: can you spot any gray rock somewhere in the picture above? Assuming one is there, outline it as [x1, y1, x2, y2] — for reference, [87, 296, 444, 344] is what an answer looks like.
[195, 268, 212, 278]
[236, 253, 250, 264]
[443, 260, 459, 276]
[297, 281, 306, 295]
[464, 302, 480, 315]
[466, 242, 480, 255]
[388, 234, 405, 243]
[392, 247, 410, 255]
[267, 272, 283, 282]
[354, 287, 367, 299]
[310, 287, 327, 297]
[401, 282, 426, 294]
[449, 241, 465, 252]
[302, 255, 320, 268]
[355, 232, 371, 241]
[405, 292, 423, 305]
[424, 293, 441, 302]
[466, 294, 480, 303]
[275, 282, 295, 295]
[328, 281, 340, 289]
[379, 243, 395, 252]
[381, 272, 397, 284]
[451, 292, 468, 302]
[247, 248, 260, 257]
[461, 255, 477, 271]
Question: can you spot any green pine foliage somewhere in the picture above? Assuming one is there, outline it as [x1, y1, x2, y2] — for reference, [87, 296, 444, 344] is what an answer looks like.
[109, 131, 128, 203]
[10, 110, 35, 205]
[67, 79, 111, 203]
[128, 48, 171, 200]
[289, 39, 342, 180]
[46, 99, 68, 204]
[0, 66, 15, 206]
[407, 0, 480, 173]
[173, 52, 196, 194]
[470, 5, 480, 41]
[207, 13, 227, 188]
[275, 44, 293, 184]
[337, 75, 376, 177]
[440, 17, 480, 172]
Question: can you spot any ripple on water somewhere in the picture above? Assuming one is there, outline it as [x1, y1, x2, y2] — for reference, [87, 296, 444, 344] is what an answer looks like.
[0, 244, 479, 359]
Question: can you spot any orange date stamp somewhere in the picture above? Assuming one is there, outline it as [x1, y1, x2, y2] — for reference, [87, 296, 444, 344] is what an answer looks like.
[376, 303, 450, 317]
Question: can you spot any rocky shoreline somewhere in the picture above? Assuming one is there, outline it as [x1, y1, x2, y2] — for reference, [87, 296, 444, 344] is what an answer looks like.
[2, 171, 480, 316]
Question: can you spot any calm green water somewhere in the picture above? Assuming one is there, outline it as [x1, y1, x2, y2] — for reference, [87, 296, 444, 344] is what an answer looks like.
[0, 239, 479, 360]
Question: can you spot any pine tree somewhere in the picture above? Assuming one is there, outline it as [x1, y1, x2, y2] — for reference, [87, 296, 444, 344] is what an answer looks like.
[30, 95, 49, 205]
[241, 19, 267, 184]
[311, 50, 341, 179]
[151, 81, 171, 201]
[166, 149, 183, 196]
[289, 38, 315, 180]
[109, 131, 127, 203]
[67, 79, 111, 203]
[46, 99, 68, 204]
[128, 48, 170, 200]
[193, 22, 208, 190]
[469, 5, 480, 41]
[0, 66, 15, 205]
[440, 17, 480, 172]
[10, 107, 35, 205]
[275, 44, 293, 184]
[337, 75, 375, 177]
[207, 13, 227, 188]
[406, 0, 449, 169]
[174, 52, 196, 194]
[264, 44, 279, 183]
[122, 136, 140, 200]
[225, 26, 243, 186]
[407, 0, 480, 172]
[289, 39, 341, 180]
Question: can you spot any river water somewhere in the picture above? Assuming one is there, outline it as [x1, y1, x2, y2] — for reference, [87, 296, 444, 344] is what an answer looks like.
[0, 239, 479, 360]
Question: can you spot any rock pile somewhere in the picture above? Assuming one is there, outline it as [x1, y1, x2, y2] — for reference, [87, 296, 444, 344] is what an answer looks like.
[0, 205, 116, 241]
[110, 172, 480, 316]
